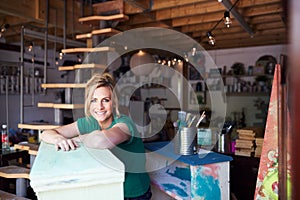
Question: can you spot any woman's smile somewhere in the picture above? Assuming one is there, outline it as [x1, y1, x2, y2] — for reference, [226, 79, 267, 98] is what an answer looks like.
[90, 87, 113, 129]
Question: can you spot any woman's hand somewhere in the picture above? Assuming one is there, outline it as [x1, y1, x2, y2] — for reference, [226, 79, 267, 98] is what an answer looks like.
[55, 138, 79, 151]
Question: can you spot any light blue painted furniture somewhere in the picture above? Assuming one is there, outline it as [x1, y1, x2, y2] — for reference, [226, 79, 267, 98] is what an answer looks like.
[145, 141, 233, 200]
[29, 142, 124, 200]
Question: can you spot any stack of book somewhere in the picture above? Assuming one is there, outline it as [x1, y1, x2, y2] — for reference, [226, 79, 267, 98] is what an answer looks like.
[254, 137, 264, 157]
[234, 129, 256, 157]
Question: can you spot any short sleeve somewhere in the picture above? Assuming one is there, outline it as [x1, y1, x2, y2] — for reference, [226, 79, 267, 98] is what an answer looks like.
[114, 115, 139, 144]
[77, 116, 100, 134]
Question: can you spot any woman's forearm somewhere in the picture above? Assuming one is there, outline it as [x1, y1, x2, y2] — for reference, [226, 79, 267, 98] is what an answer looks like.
[79, 130, 113, 149]
[40, 129, 67, 144]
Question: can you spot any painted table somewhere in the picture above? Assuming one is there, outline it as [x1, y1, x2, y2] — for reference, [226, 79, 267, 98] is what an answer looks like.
[29, 142, 125, 200]
[145, 141, 233, 200]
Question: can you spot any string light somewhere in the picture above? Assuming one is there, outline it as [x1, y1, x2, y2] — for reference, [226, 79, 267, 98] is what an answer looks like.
[224, 11, 232, 28]
[207, 32, 216, 46]
[156, 57, 182, 67]
[28, 42, 33, 52]
[0, 24, 9, 38]
[207, 0, 239, 46]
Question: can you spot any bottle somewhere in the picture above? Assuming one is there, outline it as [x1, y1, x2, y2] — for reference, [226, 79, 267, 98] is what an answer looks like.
[1, 124, 10, 150]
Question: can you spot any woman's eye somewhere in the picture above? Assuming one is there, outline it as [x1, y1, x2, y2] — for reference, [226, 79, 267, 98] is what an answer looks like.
[91, 99, 97, 103]
[103, 98, 110, 103]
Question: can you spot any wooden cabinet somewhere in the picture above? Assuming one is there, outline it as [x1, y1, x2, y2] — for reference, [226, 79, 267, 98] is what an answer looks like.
[30, 142, 125, 200]
[220, 153, 260, 200]
[145, 142, 232, 200]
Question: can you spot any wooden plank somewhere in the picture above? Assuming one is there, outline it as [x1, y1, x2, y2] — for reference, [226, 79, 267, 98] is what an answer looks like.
[0, 166, 30, 179]
[41, 83, 86, 88]
[58, 63, 107, 71]
[29, 150, 38, 156]
[124, 0, 209, 14]
[93, 0, 124, 14]
[76, 28, 121, 39]
[78, 14, 129, 24]
[74, 63, 106, 69]
[14, 143, 39, 156]
[61, 47, 114, 54]
[58, 66, 75, 71]
[52, 103, 84, 109]
[92, 28, 121, 36]
[14, 143, 39, 152]
[18, 123, 60, 130]
[38, 102, 84, 109]
[76, 32, 92, 39]
[0, 190, 30, 200]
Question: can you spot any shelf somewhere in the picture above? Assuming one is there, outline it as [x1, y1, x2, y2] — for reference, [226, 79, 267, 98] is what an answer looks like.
[37, 103, 84, 109]
[58, 63, 106, 71]
[225, 92, 270, 96]
[41, 83, 86, 89]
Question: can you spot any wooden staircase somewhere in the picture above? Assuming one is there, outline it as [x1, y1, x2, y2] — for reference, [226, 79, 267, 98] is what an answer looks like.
[18, 0, 128, 134]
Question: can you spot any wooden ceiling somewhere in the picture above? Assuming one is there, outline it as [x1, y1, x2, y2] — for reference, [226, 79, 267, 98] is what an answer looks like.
[0, 0, 287, 51]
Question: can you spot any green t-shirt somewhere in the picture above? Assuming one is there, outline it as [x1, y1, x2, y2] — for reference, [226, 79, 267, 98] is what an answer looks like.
[77, 114, 150, 198]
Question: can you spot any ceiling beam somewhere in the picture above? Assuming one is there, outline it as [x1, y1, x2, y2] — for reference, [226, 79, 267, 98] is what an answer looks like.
[220, 0, 254, 36]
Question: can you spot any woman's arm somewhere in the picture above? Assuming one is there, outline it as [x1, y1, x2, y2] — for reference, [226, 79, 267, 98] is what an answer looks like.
[79, 123, 131, 149]
[40, 122, 80, 151]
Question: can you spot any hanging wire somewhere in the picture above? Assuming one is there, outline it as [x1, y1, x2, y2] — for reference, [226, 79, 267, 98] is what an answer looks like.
[207, 0, 240, 45]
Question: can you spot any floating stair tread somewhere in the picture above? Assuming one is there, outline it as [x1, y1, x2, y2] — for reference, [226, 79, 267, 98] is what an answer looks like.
[0, 165, 30, 179]
[61, 47, 114, 54]
[59, 63, 106, 71]
[18, 123, 60, 130]
[29, 149, 38, 156]
[58, 66, 75, 71]
[14, 143, 39, 152]
[14, 143, 39, 156]
[38, 102, 84, 109]
[74, 63, 106, 69]
[78, 14, 128, 24]
[41, 83, 86, 88]
[0, 190, 30, 200]
[76, 28, 121, 39]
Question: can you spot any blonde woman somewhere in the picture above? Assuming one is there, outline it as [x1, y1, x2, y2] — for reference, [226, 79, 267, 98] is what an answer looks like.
[41, 73, 151, 199]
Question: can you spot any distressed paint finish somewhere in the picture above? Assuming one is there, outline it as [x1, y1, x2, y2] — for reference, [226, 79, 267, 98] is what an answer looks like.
[150, 162, 191, 200]
[254, 64, 292, 199]
[190, 162, 229, 200]
[30, 142, 125, 200]
[146, 144, 231, 200]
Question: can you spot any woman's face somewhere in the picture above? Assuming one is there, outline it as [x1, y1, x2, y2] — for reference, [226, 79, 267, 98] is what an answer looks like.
[90, 86, 113, 129]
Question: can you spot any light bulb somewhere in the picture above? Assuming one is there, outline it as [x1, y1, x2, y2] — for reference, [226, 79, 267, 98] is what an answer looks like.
[207, 31, 216, 46]
[224, 11, 232, 28]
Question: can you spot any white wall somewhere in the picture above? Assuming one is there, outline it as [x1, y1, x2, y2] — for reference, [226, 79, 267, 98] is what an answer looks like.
[205, 44, 288, 127]
[0, 47, 76, 131]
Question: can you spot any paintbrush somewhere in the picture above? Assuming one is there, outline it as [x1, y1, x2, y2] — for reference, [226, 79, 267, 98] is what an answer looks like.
[188, 115, 196, 127]
[196, 111, 206, 127]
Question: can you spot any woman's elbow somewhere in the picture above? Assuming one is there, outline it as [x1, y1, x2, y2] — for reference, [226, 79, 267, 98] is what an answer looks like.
[84, 135, 115, 149]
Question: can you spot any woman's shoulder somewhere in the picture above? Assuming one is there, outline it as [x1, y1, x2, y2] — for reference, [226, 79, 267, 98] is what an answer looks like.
[114, 114, 131, 122]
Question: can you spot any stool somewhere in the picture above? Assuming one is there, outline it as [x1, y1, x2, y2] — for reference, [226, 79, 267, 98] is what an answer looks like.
[0, 165, 30, 197]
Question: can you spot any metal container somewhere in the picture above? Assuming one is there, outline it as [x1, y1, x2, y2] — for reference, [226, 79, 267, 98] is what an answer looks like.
[174, 127, 197, 155]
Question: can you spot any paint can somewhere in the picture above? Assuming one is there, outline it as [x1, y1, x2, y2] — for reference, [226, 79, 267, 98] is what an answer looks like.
[174, 127, 197, 155]
[197, 128, 212, 149]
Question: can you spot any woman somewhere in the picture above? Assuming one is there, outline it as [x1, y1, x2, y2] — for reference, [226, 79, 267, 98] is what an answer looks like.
[41, 73, 152, 200]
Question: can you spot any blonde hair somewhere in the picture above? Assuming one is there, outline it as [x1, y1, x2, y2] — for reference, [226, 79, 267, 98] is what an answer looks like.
[84, 73, 120, 117]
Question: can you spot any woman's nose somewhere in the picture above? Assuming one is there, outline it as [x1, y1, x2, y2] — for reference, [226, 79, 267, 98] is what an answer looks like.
[98, 101, 104, 109]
